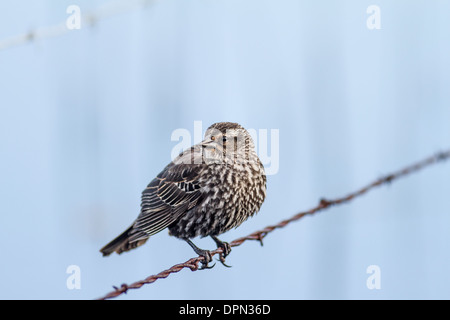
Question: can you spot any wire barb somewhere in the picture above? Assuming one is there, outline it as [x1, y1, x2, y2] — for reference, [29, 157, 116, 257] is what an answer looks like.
[97, 149, 450, 300]
[0, 0, 156, 51]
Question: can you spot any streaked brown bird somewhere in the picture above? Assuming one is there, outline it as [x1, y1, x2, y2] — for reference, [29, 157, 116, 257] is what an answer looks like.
[100, 122, 266, 268]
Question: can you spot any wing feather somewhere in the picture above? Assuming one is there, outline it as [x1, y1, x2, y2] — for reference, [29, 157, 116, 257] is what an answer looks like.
[129, 148, 206, 240]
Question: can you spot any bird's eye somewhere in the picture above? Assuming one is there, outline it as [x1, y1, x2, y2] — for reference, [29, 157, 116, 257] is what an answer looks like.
[222, 136, 227, 142]
[211, 136, 216, 141]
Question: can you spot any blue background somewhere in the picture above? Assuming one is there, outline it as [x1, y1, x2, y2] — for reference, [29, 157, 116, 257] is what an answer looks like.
[1, 0, 449, 299]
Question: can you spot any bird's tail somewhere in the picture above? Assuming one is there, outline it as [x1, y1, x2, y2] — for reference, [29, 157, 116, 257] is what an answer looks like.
[100, 225, 149, 257]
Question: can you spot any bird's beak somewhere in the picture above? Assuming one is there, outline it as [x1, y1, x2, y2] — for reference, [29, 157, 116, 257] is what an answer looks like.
[201, 139, 215, 148]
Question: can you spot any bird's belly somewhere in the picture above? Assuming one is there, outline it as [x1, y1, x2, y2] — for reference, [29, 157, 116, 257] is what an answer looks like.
[168, 201, 239, 239]
[168, 166, 265, 239]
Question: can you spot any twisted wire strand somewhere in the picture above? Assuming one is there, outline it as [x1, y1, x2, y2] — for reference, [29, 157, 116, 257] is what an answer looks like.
[97, 149, 450, 300]
[0, 0, 155, 51]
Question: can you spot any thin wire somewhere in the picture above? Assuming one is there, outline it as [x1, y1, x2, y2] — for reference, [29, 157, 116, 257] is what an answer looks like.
[97, 149, 450, 300]
[0, 0, 155, 51]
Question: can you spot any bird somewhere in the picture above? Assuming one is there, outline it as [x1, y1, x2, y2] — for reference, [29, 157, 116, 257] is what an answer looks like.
[100, 122, 267, 268]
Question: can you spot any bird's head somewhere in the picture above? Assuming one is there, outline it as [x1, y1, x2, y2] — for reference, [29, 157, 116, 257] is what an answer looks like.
[201, 122, 255, 165]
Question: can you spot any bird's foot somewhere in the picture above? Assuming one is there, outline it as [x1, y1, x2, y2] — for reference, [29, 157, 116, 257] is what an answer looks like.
[217, 242, 232, 267]
[185, 239, 216, 270]
[197, 249, 216, 270]
[211, 236, 232, 268]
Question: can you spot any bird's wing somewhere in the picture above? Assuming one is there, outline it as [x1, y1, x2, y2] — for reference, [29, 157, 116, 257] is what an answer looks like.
[128, 147, 205, 241]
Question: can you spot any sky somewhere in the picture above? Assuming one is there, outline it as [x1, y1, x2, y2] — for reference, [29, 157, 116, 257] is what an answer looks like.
[0, 0, 449, 300]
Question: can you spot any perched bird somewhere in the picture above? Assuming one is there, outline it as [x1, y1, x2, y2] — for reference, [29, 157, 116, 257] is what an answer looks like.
[100, 122, 266, 268]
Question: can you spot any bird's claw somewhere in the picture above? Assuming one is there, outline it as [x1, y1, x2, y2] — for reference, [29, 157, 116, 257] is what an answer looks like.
[217, 255, 232, 268]
[217, 241, 232, 267]
[198, 250, 216, 270]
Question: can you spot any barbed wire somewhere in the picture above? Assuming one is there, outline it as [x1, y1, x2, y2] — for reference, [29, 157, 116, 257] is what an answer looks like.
[0, 0, 155, 51]
[97, 149, 450, 300]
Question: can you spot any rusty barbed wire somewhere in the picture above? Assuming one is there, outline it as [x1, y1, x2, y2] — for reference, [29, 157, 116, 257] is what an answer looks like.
[97, 149, 450, 300]
[0, 0, 155, 51]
